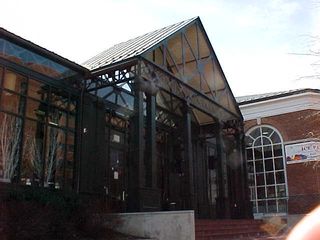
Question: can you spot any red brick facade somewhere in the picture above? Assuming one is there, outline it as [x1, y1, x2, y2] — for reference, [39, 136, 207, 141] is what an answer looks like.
[244, 109, 320, 215]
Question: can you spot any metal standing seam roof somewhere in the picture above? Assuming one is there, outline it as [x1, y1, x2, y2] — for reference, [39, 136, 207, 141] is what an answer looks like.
[83, 17, 198, 70]
[236, 88, 320, 105]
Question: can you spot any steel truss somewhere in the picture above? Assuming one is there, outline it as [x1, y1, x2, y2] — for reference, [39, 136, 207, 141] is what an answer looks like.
[84, 57, 239, 123]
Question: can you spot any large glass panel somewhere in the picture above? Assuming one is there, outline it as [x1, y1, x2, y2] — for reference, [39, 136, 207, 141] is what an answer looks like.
[168, 34, 182, 66]
[278, 199, 287, 212]
[267, 200, 277, 212]
[1, 91, 22, 114]
[262, 127, 273, 138]
[263, 145, 272, 158]
[277, 185, 286, 197]
[26, 98, 47, 120]
[254, 147, 263, 159]
[265, 159, 273, 171]
[276, 171, 285, 184]
[274, 157, 284, 170]
[270, 132, 281, 143]
[21, 119, 44, 186]
[0, 112, 22, 181]
[50, 89, 69, 110]
[0, 39, 77, 79]
[256, 173, 265, 186]
[69, 98, 77, 114]
[65, 133, 75, 190]
[0, 67, 3, 86]
[28, 79, 48, 101]
[266, 185, 276, 198]
[48, 107, 67, 128]
[262, 137, 271, 145]
[257, 187, 266, 199]
[258, 200, 266, 212]
[273, 144, 283, 157]
[3, 70, 27, 94]
[185, 24, 198, 59]
[44, 126, 65, 189]
[255, 160, 263, 172]
[250, 128, 260, 139]
[69, 113, 76, 130]
[245, 136, 254, 147]
[266, 172, 275, 185]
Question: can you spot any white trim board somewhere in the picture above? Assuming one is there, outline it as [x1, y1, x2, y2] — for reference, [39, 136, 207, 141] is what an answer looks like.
[239, 92, 320, 121]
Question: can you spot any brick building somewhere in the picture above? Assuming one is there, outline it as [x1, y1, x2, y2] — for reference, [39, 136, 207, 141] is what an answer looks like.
[238, 89, 320, 220]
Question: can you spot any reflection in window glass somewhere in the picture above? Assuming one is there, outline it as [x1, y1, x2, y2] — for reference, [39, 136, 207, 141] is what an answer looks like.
[264, 145, 272, 158]
[1, 91, 22, 114]
[21, 119, 44, 186]
[265, 159, 273, 171]
[278, 199, 287, 212]
[51, 90, 69, 110]
[267, 186, 275, 197]
[0, 67, 77, 189]
[267, 200, 277, 212]
[47, 107, 67, 127]
[263, 137, 271, 145]
[3, 70, 27, 94]
[275, 157, 284, 170]
[65, 133, 75, 190]
[0, 67, 3, 86]
[254, 147, 263, 159]
[255, 160, 263, 173]
[256, 173, 265, 186]
[277, 185, 286, 197]
[44, 127, 65, 189]
[28, 79, 48, 101]
[276, 171, 285, 184]
[0, 39, 77, 79]
[0, 112, 22, 180]
[273, 144, 282, 156]
[266, 173, 275, 185]
[250, 128, 260, 139]
[258, 201, 266, 212]
[69, 98, 77, 114]
[245, 125, 287, 215]
[69, 114, 76, 129]
[26, 99, 47, 120]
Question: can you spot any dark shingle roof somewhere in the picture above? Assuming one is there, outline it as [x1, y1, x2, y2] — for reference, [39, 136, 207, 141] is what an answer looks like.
[83, 17, 198, 70]
[236, 88, 320, 105]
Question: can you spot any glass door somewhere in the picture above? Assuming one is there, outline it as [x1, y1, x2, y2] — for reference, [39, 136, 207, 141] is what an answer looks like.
[106, 127, 128, 212]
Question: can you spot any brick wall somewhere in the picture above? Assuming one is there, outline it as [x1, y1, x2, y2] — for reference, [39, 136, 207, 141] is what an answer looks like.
[244, 109, 320, 142]
[243, 109, 320, 215]
[287, 162, 320, 214]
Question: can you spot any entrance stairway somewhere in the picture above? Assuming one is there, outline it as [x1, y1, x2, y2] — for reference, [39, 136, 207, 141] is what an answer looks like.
[195, 219, 287, 240]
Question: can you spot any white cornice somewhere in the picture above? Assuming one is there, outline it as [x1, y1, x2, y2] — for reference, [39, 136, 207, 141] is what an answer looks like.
[239, 92, 320, 121]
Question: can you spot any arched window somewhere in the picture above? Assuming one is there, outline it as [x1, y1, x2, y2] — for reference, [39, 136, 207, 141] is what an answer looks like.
[245, 125, 288, 216]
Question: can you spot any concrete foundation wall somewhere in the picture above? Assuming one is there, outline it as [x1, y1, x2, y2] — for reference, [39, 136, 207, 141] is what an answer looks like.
[105, 210, 195, 240]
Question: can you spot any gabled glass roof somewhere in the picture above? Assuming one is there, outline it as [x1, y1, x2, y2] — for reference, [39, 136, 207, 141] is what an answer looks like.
[84, 17, 242, 122]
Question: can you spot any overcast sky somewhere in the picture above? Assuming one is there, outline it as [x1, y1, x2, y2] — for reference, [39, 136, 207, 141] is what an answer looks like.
[1, 0, 320, 96]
